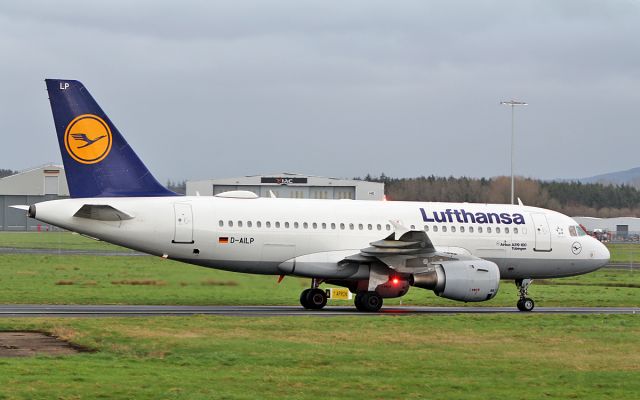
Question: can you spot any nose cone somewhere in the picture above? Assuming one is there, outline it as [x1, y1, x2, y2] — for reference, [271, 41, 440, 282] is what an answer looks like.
[591, 239, 610, 269]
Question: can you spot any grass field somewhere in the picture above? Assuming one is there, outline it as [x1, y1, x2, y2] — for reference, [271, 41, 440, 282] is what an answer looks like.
[0, 235, 638, 399]
[0, 314, 638, 399]
[0, 232, 638, 307]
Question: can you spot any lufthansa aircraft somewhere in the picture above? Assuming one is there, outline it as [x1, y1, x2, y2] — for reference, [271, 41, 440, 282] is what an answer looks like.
[14, 79, 610, 312]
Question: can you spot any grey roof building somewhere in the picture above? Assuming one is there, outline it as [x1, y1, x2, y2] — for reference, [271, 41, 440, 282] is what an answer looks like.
[187, 173, 384, 201]
[0, 164, 69, 231]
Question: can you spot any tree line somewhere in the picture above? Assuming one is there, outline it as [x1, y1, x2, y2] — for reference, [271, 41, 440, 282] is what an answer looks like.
[361, 174, 640, 218]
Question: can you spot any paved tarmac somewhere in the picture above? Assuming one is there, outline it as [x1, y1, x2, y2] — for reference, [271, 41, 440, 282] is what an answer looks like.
[0, 305, 637, 317]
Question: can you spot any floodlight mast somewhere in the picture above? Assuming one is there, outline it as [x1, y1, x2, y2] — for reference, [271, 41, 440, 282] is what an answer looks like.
[500, 100, 527, 205]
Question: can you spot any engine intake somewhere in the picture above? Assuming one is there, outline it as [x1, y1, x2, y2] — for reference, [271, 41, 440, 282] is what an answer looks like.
[411, 259, 500, 302]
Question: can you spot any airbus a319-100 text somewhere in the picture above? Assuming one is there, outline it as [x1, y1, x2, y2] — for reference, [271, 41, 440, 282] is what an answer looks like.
[12, 79, 610, 312]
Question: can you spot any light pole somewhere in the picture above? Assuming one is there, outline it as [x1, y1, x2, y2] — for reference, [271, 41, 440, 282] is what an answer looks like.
[500, 100, 527, 205]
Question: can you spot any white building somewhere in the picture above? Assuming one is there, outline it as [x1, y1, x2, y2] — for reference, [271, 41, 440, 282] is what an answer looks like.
[187, 173, 384, 201]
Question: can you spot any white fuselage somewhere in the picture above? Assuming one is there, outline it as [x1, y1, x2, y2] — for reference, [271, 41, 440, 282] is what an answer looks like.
[31, 196, 610, 281]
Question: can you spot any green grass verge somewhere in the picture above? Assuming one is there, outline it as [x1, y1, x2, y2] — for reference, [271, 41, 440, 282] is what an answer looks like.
[608, 243, 640, 264]
[0, 232, 128, 251]
[0, 253, 638, 307]
[0, 315, 638, 399]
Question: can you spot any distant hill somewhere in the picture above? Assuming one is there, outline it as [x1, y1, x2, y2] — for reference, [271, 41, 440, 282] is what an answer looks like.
[578, 167, 640, 188]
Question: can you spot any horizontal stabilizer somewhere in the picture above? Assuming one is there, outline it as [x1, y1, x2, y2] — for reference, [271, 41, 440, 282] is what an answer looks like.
[73, 204, 134, 221]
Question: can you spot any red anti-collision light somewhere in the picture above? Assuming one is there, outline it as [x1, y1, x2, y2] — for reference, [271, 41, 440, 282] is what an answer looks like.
[392, 278, 399, 285]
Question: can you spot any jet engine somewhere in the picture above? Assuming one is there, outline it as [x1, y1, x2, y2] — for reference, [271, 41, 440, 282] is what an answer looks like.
[410, 259, 500, 302]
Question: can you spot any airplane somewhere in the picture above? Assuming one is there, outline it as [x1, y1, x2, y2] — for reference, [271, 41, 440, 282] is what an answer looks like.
[12, 79, 610, 312]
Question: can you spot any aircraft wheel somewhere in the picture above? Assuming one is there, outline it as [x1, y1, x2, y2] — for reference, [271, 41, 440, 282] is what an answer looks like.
[307, 288, 327, 310]
[520, 298, 535, 312]
[300, 289, 312, 309]
[355, 292, 383, 312]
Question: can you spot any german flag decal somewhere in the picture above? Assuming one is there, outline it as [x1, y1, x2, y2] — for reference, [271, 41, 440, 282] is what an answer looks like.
[218, 237, 229, 244]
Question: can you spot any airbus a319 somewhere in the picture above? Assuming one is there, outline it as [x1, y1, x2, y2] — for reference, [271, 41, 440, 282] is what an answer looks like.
[13, 79, 610, 312]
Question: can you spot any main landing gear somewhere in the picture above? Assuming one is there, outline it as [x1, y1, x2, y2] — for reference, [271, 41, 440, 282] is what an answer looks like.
[354, 291, 383, 312]
[299, 279, 327, 310]
[515, 278, 535, 312]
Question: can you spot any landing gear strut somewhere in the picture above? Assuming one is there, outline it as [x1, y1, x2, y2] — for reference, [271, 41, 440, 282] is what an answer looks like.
[354, 291, 383, 312]
[299, 279, 327, 310]
[515, 278, 535, 312]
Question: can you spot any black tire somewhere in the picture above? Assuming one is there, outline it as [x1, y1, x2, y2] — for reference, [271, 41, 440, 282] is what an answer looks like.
[521, 298, 535, 312]
[354, 293, 366, 312]
[516, 299, 524, 311]
[307, 288, 327, 310]
[356, 292, 383, 312]
[299, 289, 312, 309]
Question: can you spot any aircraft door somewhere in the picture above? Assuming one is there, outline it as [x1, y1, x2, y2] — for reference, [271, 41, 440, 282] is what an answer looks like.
[531, 213, 551, 251]
[173, 203, 194, 244]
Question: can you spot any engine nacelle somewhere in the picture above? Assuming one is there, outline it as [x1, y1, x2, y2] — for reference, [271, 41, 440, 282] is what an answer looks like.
[411, 259, 500, 302]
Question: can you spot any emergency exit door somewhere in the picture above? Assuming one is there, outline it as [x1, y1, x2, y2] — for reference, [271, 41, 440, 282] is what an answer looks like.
[173, 203, 194, 244]
[531, 213, 551, 252]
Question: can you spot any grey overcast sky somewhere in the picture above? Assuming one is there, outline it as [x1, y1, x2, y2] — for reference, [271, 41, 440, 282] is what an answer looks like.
[1, 0, 639, 183]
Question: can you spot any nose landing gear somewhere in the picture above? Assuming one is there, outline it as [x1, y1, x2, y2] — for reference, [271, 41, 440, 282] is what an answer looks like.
[299, 279, 327, 310]
[515, 278, 535, 312]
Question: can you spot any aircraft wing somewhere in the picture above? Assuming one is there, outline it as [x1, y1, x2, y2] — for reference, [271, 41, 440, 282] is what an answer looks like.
[73, 204, 134, 221]
[341, 221, 466, 274]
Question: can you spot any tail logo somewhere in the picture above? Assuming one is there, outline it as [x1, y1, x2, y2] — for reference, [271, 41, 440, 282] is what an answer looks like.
[64, 114, 112, 164]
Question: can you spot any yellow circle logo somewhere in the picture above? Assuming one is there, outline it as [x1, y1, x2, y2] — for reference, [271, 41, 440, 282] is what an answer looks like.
[64, 114, 112, 164]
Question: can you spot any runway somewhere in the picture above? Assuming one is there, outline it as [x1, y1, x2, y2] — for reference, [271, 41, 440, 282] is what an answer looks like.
[0, 305, 637, 317]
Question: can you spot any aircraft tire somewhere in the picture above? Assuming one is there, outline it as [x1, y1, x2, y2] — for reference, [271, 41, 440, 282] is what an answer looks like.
[521, 298, 535, 312]
[300, 289, 312, 309]
[355, 292, 383, 312]
[307, 288, 328, 310]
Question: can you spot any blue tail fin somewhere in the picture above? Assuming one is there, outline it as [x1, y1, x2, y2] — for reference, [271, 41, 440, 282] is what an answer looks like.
[45, 79, 176, 198]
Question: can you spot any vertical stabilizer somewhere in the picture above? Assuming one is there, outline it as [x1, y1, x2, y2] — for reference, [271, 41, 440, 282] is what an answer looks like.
[45, 79, 176, 198]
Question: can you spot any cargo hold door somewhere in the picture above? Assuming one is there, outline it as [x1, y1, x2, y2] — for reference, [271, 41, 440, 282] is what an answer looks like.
[173, 203, 194, 244]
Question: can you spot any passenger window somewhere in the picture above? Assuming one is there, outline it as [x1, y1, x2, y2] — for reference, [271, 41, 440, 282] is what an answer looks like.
[433, 226, 438, 232]
[487, 227, 492, 234]
[460, 226, 465, 233]
[442, 226, 447, 233]
[228, 220, 233, 227]
[367, 224, 372, 230]
[257, 221, 262, 228]
[478, 227, 482, 233]
[285, 222, 290, 229]
[469, 226, 474, 233]
[569, 226, 577, 237]
[424, 225, 429, 232]
[358, 224, 363, 230]
[505, 227, 509, 234]
[377, 224, 382, 231]
[266, 221, 271, 228]
[247, 221, 253, 228]
[275, 222, 280, 228]
[340, 223, 345, 230]
[303, 222, 309, 229]
[312, 222, 318, 229]
[331, 223, 336, 229]
[349, 223, 354, 230]
[386, 224, 391, 231]
[496, 227, 500, 234]
[322, 223, 327, 229]
[219, 220, 223, 227]
[410, 225, 416, 229]
[294, 222, 299, 229]
[238, 221, 243, 228]
[514, 227, 518, 234]
[451, 226, 456, 233]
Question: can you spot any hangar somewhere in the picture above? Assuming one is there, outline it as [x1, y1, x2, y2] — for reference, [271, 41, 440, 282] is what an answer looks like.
[186, 173, 384, 200]
[0, 164, 69, 231]
[574, 216, 640, 242]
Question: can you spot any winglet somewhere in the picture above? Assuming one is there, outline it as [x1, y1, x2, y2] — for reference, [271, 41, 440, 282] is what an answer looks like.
[389, 220, 410, 239]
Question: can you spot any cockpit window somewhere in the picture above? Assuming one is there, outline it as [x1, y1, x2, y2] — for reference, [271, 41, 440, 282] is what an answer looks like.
[569, 226, 577, 237]
[576, 225, 587, 236]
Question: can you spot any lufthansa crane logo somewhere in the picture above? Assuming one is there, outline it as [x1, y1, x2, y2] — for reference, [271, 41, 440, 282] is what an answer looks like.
[571, 241, 582, 255]
[64, 114, 112, 164]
